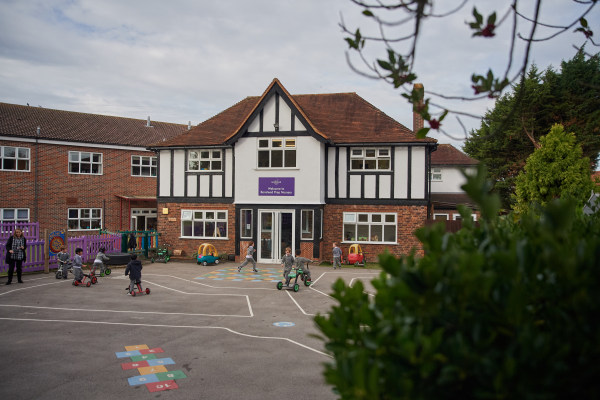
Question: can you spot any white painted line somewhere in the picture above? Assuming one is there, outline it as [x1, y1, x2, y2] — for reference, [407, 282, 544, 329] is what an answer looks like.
[0, 317, 332, 358]
[144, 280, 249, 297]
[144, 273, 278, 291]
[0, 304, 251, 318]
[309, 286, 334, 299]
[310, 272, 326, 286]
[0, 280, 67, 296]
[285, 290, 312, 316]
[349, 276, 377, 297]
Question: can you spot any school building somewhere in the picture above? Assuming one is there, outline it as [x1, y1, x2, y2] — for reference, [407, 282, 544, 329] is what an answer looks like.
[150, 78, 446, 262]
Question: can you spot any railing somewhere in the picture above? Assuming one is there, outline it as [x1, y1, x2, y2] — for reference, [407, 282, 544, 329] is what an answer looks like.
[0, 239, 45, 274]
[0, 222, 40, 240]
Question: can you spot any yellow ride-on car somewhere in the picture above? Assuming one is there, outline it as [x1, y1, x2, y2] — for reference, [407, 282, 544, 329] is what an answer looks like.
[345, 243, 365, 266]
[197, 243, 220, 266]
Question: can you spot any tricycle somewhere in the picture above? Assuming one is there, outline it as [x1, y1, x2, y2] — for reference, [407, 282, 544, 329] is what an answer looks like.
[151, 243, 172, 263]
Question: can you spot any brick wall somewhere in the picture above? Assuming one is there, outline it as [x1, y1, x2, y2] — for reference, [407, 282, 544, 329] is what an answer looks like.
[322, 204, 426, 261]
[1, 139, 157, 234]
[156, 202, 236, 259]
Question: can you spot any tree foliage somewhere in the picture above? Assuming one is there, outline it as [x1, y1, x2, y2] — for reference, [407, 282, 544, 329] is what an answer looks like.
[463, 51, 600, 208]
[342, 1, 598, 138]
[315, 165, 600, 399]
[513, 124, 594, 213]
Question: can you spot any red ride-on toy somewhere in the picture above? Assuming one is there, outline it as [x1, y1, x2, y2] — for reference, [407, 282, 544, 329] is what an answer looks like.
[345, 244, 366, 266]
[127, 280, 150, 296]
[73, 265, 98, 287]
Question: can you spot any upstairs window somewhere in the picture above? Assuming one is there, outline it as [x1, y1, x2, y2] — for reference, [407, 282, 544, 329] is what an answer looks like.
[1, 146, 30, 171]
[430, 167, 442, 181]
[350, 148, 390, 171]
[188, 150, 222, 171]
[69, 151, 102, 175]
[258, 138, 296, 168]
[132, 155, 157, 177]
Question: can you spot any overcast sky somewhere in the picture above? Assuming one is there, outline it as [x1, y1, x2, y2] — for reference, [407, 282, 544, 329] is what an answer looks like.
[0, 0, 597, 149]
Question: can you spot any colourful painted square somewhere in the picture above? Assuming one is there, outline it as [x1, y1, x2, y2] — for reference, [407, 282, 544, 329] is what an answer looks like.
[147, 358, 175, 367]
[146, 380, 179, 392]
[116, 350, 141, 358]
[128, 374, 159, 386]
[121, 360, 149, 370]
[131, 354, 157, 362]
[139, 347, 164, 355]
[125, 344, 149, 351]
[156, 370, 187, 381]
[138, 365, 168, 375]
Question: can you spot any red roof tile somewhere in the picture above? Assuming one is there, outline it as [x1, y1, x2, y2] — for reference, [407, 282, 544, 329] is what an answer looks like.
[151, 79, 435, 148]
[0, 102, 187, 147]
[431, 144, 478, 166]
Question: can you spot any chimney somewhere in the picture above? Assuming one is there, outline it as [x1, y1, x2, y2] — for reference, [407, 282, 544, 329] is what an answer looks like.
[188, 121, 192, 131]
[413, 83, 424, 133]
[146, 116, 152, 127]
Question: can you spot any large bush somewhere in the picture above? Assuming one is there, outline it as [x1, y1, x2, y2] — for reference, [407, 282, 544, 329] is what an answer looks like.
[315, 166, 600, 399]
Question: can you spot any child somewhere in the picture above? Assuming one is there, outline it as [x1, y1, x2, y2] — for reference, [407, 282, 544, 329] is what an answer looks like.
[72, 248, 84, 283]
[238, 241, 258, 272]
[295, 248, 312, 282]
[281, 247, 295, 286]
[92, 247, 110, 276]
[125, 254, 143, 295]
[57, 245, 71, 279]
[332, 242, 342, 270]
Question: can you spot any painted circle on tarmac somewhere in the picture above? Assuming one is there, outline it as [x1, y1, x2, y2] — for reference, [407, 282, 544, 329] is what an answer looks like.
[273, 321, 295, 327]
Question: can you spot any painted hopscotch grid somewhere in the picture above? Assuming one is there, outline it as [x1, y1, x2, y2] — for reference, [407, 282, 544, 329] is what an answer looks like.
[195, 267, 283, 282]
[116, 344, 187, 393]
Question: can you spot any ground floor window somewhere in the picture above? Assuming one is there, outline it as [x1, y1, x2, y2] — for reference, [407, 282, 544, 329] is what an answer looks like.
[433, 213, 449, 220]
[240, 209, 252, 238]
[453, 213, 477, 221]
[0, 208, 30, 232]
[68, 208, 102, 230]
[181, 210, 227, 238]
[301, 210, 313, 240]
[343, 212, 396, 243]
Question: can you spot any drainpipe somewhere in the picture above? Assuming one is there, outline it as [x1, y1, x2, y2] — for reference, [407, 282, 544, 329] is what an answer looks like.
[34, 126, 40, 221]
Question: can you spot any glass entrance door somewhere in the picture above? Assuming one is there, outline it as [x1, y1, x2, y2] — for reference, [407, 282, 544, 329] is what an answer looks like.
[258, 210, 294, 263]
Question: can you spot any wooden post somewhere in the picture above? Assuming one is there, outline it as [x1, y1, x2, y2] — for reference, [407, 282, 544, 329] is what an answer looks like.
[43, 229, 49, 274]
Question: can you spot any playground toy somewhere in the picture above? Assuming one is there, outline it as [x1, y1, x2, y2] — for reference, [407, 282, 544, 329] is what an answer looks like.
[276, 266, 311, 292]
[151, 243, 171, 263]
[55, 260, 73, 279]
[73, 265, 98, 287]
[196, 243, 220, 266]
[127, 280, 151, 296]
[345, 243, 365, 266]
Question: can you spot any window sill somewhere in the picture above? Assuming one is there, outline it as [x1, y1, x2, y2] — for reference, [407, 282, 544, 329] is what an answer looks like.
[255, 167, 300, 171]
[341, 241, 397, 245]
[180, 236, 229, 240]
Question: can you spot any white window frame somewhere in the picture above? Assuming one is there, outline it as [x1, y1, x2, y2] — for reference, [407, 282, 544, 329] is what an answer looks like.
[187, 150, 222, 171]
[181, 209, 228, 239]
[342, 212, 397, 244]
[430, 167, 443, 182]
[68, 151, 103, 175]
[433, 213, 449, 221]
[0, 146, 30, 172]
[301, 209, 314, 240]
[240, 209, 253, 239]
[453, 213, 478, 221]
[68, 208, 102, 231]
[257, 138, 296, 169]
[0, 208, 30, 223]
[350, 147, 391, 171]
[131, 155, 157, 177]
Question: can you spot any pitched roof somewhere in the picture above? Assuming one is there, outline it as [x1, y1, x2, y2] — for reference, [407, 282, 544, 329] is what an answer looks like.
[431, 144, 478, 166]
[151, 79, 435, 148]
[0, 102, 187, 147]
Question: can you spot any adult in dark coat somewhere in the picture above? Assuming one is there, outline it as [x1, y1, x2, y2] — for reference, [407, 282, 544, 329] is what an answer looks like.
[5, 228, 27, 284]
[125, 254, 143, 294]
[128, 233, 137, 251]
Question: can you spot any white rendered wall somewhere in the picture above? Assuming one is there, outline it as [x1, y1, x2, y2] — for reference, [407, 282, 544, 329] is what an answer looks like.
[394, 147, 408, 198]
[411, 146, 426, 199]
[327, 147, 336, 198]
[234, 136, 323, 204]
[379, 175, 391, 198]
[172, 150, 185, 197]
[364, 175, 376, 198]
[224, 148, 233, 197]
[431, 166, 476, 193]
[159, 150, 171, 197]
[338, 147, 347, 198]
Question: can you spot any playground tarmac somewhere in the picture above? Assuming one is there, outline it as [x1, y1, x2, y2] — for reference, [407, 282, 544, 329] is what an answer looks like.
[0, 261, 380, 400]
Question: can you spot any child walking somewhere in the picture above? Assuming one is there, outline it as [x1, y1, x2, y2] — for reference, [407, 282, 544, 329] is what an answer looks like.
[295, 249, 312, 282]
[281, 247, 295, 286]
[332, 242, 342, 270]
[238, 241, 258, 272]
[72, 248, 84, 283]
[125, 254, 143, 295]
[92, 247, 110, 276]
[57, 245, 70, 279]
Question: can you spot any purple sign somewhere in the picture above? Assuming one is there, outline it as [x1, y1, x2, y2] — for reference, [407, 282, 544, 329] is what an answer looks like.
[259, 177, 295, 196]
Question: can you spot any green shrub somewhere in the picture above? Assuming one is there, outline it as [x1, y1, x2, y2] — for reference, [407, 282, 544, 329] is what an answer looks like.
[315, 166, 600, 399]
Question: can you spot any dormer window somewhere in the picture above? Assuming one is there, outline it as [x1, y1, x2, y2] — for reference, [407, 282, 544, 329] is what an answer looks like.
[350, 147, 390, 171]
[257, 138, 296, 168]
